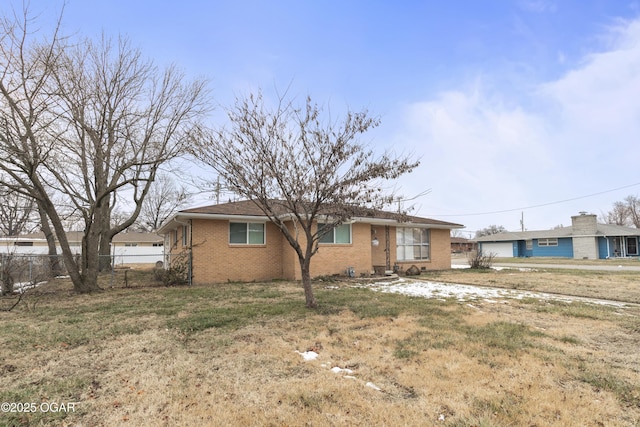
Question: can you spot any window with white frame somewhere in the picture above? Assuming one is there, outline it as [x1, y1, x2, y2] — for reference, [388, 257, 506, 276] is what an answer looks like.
[318, 223, 352, 244]
[396, 227, 430, 261]
[229, 222, 265, 245]
[537, 238, 558, 247]
[182, 225, 189, 246]
[526, 240, 533, 250]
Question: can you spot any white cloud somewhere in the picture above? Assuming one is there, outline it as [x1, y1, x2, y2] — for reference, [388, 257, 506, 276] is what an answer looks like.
[394, 18, 640, 233]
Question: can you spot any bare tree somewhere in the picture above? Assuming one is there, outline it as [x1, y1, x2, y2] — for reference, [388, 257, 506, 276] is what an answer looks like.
[0, 182, 35, 236]
[625, 195, 640, 228]
[474, 225, 506, 238]
[601, 201, 631, 226]
[191, 92, 419, 308]
[0, 7, 211, 292]
[601, 195, 640, 228]
[136, 172, 191, 231]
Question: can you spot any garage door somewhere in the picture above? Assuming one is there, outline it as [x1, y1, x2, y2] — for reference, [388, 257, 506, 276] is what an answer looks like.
[480, 242, 514, 257]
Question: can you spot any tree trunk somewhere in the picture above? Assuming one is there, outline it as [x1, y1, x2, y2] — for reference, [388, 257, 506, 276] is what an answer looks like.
[36, 200, 62, 277]
[79, 226, 101, 293]
[98, 202, 112, 272]
[300, 260, 317, 309]
[98, 230, 112, 272]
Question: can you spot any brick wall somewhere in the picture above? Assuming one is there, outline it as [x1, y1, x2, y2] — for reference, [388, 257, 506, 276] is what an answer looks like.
[280, 222, 372, 279]
[571, 214, 597, 235]
[189, 219, 285, 284]
[170, 219, 454, 284]
[393, 227, 451, 271]
[572, 236, 599, 260]
[570, 214, 598, 259]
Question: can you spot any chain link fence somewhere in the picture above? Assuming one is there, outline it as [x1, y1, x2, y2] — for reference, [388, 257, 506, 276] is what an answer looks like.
[1, 252, 192, 295]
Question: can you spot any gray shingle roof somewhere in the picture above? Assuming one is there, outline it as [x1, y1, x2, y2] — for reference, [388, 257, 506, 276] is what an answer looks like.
[179, 200, 463, 228]
[475, 224, 640, 242]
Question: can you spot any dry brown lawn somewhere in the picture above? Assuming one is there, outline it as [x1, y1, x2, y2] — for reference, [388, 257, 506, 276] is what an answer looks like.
[1, 267, 639, 426]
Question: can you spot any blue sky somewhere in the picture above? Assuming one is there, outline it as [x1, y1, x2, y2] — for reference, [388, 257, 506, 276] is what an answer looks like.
[8, 0, 640, 235]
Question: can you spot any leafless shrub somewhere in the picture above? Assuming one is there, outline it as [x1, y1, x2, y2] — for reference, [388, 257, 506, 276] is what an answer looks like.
[467, 250, 496, 269]
[155, 251, 190, 286]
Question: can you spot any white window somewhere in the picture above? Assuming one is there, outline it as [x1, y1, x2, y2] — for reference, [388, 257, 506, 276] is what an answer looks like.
[397, 228, 430, 261]
[318, 223, 352, 244]
[526, 240, 533, 250]
[182, 225, 189, 246]
[229, 222, 265, 245]
[538, 238, 558, 247]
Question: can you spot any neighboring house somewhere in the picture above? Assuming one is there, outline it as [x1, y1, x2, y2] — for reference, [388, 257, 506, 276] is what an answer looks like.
[475, 213, 640, 259]
[0, 231, 164, 265]
[451, 237, 476, 253]
[158, 200, 464, 284]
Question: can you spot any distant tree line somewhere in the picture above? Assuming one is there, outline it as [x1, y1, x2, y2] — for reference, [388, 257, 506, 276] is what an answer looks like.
[1, 5, 416, 309]
[601, 195, 640, 228]
[0, 6, 210, 292]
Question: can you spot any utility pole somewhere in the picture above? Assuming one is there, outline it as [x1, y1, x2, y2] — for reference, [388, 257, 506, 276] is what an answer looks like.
[520, 211, 525, 232]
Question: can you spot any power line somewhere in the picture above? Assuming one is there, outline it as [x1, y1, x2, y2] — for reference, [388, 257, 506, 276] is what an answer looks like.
[430, 181, 640, 217]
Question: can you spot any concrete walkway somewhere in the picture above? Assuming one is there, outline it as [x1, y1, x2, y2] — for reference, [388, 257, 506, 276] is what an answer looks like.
[453, 261, 640, 272]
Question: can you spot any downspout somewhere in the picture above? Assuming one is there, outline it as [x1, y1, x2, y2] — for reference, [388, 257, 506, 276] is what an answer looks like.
[605, 235, 610, 259]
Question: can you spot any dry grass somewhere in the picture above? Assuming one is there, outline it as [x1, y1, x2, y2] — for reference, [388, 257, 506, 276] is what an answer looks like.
[1, 268, 639, 426]
[425, 265, 640, 304]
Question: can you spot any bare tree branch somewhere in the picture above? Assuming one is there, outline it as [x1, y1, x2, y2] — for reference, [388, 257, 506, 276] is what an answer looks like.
[191, 91, 419, 308]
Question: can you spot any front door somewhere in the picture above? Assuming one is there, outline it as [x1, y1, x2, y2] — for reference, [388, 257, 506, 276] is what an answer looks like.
[626, 237, 638, 256]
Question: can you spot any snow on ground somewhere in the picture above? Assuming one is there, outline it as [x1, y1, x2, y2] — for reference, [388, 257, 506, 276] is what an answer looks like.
[295, 274, 626, 422]
[362, 278, 627, 308]
[6, 281, 47, 293]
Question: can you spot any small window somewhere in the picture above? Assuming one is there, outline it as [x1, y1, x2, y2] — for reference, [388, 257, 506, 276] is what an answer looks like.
[124, 243, 138, 247]
[152, 242, 163, 247]
[182, 225, 188, 246]
[318, 223, 351, 244]
[526, 240, 532, 250]
[538, 238, 558, 247]
[14, 241, 33, 247]
[229, 222, 265, 245]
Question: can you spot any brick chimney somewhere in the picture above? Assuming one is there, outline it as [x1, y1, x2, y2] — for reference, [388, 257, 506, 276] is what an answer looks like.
[571, 212, 597, 235]
[571, 212, 598, 259]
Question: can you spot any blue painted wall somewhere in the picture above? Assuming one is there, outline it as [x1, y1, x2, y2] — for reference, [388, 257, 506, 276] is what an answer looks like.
[531, 238, 573, 258]
[598, 237, 610, 259]
[515, 240, 533, 257]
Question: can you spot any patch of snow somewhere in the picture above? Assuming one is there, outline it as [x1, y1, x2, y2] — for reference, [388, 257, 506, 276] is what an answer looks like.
[364, 278, 627, 307]
[330, 367, 354, 375]
[12, 281, 47, 293]
[295, 350, 319, 361]
[365, 382, 382, 391]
